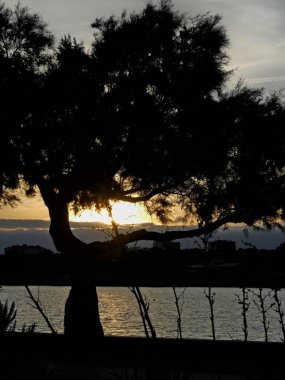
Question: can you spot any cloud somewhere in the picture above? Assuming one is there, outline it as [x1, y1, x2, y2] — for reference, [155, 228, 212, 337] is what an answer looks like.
[0, 219, 49, 229]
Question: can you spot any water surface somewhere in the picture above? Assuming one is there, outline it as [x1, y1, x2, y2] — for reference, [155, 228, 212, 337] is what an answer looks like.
[0, 286, 284, 341]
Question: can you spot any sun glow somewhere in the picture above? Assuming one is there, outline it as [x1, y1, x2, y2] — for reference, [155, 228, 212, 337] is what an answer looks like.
[70, 202, 152, 225]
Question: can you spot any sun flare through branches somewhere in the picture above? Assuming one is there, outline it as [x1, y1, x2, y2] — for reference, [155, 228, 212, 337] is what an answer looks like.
[70, 202, 152, 225]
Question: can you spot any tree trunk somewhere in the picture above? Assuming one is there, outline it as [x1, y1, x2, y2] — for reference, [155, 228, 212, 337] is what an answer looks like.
[39, 185, 104, 337]
[64, 279, 104, 338]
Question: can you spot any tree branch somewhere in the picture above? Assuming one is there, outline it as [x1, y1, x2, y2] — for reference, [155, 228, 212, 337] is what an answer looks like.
[111, 187, 168, 203]
[120, 186, 145, 196]
[25, 285, 57, 335]
[108, 213, 243, 246]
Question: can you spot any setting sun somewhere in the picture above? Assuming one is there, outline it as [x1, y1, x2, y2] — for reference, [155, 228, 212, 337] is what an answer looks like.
[70, 202, 152, 225]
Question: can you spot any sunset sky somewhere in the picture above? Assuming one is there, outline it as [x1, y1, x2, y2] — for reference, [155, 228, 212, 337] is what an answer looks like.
[1, 0, 285, 223]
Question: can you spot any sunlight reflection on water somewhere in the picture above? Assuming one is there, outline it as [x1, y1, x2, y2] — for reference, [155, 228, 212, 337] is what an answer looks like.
[0, 286, 284, 341]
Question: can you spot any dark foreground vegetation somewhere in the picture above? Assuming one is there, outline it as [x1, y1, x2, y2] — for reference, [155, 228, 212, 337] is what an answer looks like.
[0, 333, 284, 380]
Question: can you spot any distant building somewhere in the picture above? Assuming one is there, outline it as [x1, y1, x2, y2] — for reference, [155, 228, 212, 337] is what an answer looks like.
[4, 244, 53, 256]
[208, 240, 236, 254]
[153, 241, 181, 251]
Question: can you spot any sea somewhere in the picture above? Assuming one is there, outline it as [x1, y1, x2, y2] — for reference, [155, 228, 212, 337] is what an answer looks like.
[1, 286, 284, 342]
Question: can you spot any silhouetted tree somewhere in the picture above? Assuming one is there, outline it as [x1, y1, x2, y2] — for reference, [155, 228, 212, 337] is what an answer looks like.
[1, 1, 285, 337]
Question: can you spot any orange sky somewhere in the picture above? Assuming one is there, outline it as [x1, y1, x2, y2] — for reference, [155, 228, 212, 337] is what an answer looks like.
[0, 196, 49, 220]
[0, 194, 153, 225]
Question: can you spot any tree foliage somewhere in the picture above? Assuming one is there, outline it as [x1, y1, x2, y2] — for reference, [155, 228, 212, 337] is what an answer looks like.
[0, 2, 53, 204]
[16, 3, 230, 217]
[1, 0, 285, 252]
[182, 83, 285, 231]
